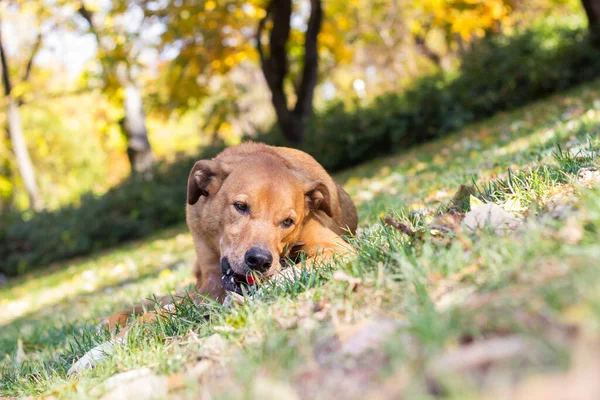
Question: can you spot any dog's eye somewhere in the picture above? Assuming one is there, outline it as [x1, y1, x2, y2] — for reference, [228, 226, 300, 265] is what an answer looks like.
[281, 218, 295, 228]
[233, 202, 249, 213]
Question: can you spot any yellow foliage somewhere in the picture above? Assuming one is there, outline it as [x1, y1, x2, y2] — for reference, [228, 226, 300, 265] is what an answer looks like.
[0, 176, 12, 199]
[205, 1, 216, 12]
[411, 0, 512, 42]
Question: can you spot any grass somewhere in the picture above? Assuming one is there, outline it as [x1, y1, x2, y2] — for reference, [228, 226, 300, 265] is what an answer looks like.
[2, 78, 600, 398]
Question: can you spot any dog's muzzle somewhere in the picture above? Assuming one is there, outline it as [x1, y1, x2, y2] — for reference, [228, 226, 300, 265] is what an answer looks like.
[221, 258, 259, 295]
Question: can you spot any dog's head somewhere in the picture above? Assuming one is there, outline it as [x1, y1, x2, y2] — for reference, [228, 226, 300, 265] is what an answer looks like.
[187, 156, 332, 292]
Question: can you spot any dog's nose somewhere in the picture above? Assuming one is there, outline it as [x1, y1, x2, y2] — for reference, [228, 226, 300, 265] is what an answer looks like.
[244, 247, 273, 272]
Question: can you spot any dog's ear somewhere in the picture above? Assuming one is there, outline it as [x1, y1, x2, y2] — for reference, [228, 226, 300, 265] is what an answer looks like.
[187, 160, 231, 205]
[305, 180, 333, 218]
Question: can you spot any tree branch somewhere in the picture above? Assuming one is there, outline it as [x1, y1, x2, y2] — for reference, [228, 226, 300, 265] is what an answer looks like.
[22, 32, 42, 83]
[0, 23, 13, 96]
[255, 0, 323, 143]
[267, 0, 292, 92]
[255, 1, 272, 68]
[78, 2, 102, 45]
[256, 0, 295, 140]
[294, 0, 322, 117]
[78, 2, 95, 30]
[414, 34, 441, 66]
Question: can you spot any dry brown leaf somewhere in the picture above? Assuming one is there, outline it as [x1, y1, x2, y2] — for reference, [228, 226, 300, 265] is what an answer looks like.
[100, 368, 169, 400]
[187, 359, 215, 379]
[427, 336, 531, 375]
[338, 319, 406, 357]
[487, 336, 600, 400]
[197, 333, 226, 360]
[578, 167, 600, 187]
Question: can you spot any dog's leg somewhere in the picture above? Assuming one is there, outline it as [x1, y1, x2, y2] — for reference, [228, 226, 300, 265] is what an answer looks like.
[275, 219, 355, 283]
[297, 218, 355, 260]
[73, 260, 225, 374]
[108, 266, 224, 333]
[103, 294, 175, 331]
[193, 267, 227, 304]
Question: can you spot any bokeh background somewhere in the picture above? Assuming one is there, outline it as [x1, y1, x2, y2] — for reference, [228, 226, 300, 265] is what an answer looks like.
[0, 0, 598, 277]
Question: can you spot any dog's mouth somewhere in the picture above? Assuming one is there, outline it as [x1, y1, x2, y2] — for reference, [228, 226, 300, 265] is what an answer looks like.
[221, 258, 261, 295]
[220, 248, 301, 295]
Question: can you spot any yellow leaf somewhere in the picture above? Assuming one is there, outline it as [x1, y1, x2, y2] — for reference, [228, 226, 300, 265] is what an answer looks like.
[0, 176, 12, 198]
[469, 195, 484, 211]
[502, 197, 522, 213]
[205, 1, 216, 11]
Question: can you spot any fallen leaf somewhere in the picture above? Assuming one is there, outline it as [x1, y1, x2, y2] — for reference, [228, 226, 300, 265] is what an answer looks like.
[100, 368, 169, 400]
[462, 203, 521, 235]
[577, 167, 600, 187]
[188, 359, 214, 379]
[197, 333, 227, 360]
[487, 336, 600, 400]
[569, 147, 597, 160]
[338, 319, 407, 357]
[470, 195, 485, 211]
[428, 335, 531, 375]
[502, 196, 523, 213]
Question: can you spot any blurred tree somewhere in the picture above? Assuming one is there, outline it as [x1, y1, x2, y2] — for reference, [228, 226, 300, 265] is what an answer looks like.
[137, 0, 263, 119]
[76, 1, 153, 176]
[138, 0, 333, 144]
[581, 0, 600, 40]
[0, 14, 43, 211]
[256, 0, 322, 143]
[130, 0, 577, 145]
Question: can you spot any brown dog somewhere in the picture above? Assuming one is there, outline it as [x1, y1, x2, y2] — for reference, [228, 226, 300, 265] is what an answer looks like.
[106, 142, 357, 329]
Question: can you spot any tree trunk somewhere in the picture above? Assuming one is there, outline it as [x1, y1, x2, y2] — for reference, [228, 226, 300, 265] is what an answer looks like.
[6, 99, 42, 210]
[582, 0, 600, 42]
[1, 129, 14, 212]
[78, 4, 153, 175]
[414, 34, 442, 67]
[0, 24, 42, 211]
[256, 0, 322, 144]
[120, 80, 153, 175]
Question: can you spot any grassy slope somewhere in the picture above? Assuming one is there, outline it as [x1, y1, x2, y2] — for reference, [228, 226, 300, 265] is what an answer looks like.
[2, 79, 600, 398]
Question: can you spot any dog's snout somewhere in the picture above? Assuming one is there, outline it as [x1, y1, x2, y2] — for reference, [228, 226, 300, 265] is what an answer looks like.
[244, 247, 273, 272]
